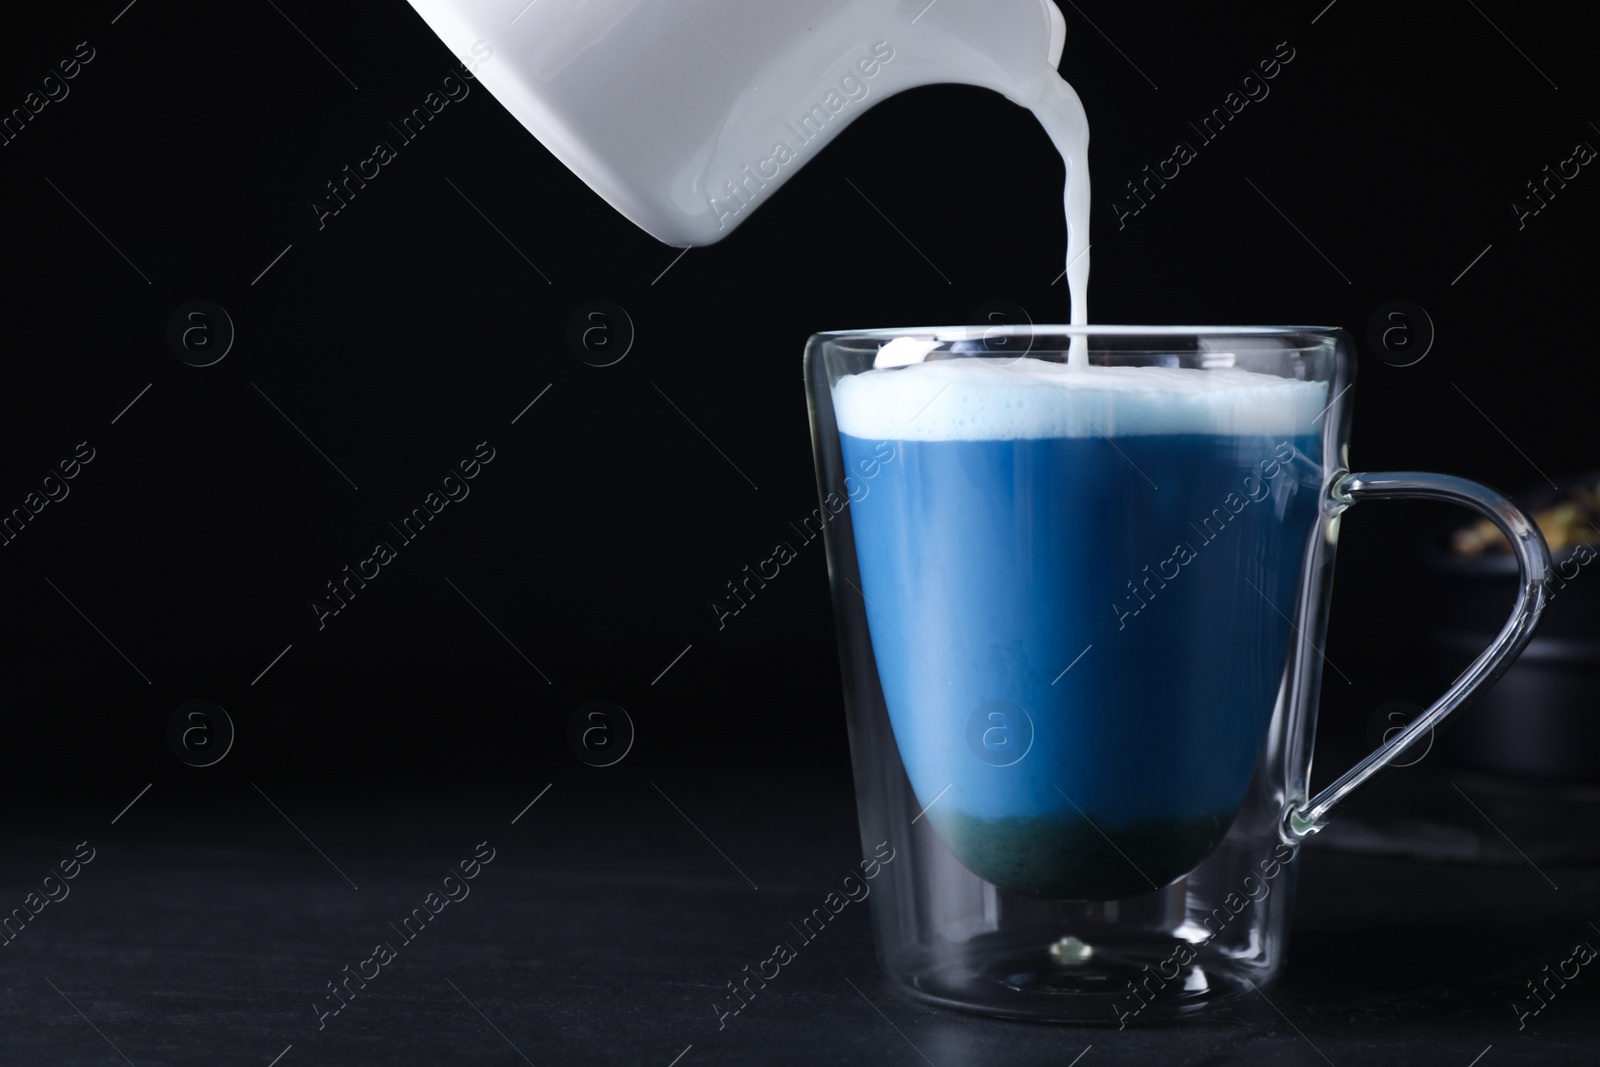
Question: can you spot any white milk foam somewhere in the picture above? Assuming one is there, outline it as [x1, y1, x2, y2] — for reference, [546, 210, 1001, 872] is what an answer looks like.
[832, 359, 1329, 441]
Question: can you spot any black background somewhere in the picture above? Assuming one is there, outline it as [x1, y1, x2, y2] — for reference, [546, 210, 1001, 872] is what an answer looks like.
[2, 0, 1591, 794]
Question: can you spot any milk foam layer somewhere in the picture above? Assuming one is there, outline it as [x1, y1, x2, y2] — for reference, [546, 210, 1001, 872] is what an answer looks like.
[832, 359, 1330, 441]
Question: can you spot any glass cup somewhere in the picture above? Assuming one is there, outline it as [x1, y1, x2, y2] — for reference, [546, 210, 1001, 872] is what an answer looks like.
[803, 326, 1550, 1022]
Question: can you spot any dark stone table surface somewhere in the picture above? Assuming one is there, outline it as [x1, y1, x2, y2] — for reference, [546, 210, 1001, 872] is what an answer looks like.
[3, 762, 1596, 1067]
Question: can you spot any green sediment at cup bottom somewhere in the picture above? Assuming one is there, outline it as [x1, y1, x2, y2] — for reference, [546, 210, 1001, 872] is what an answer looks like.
[927, 808, 1235, 901]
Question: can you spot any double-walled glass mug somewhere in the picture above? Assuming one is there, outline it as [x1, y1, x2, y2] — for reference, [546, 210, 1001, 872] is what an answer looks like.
[803, 326, 1550, 1022]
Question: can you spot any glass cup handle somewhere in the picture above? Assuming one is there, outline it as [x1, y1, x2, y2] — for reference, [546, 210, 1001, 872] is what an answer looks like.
[1282, 470, 1552, 843]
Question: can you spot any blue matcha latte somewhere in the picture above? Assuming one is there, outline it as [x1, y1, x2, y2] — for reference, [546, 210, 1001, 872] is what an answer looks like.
[833, 357, 1327, 900]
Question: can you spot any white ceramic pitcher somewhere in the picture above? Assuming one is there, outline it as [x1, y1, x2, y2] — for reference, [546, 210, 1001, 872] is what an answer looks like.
[404, 0, 1066, 246]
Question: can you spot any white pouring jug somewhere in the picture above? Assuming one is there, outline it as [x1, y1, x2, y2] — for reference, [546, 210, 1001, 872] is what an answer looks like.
[404, 0, 1067, 246]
